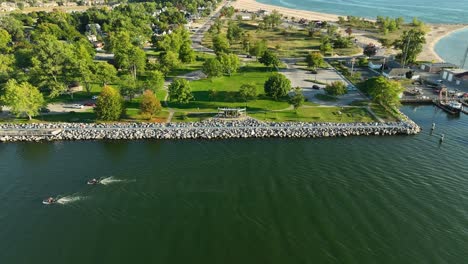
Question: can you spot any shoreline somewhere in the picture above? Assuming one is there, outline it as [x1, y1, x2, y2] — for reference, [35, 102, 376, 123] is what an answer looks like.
[0, 118, 420, 142]
[419, 24, 468, 62]
[231, 0, 468, 62]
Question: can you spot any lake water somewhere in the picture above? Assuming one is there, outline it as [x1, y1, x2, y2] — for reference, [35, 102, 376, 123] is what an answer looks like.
[1, 105, 468, 263]
[258, 0, 468, 67]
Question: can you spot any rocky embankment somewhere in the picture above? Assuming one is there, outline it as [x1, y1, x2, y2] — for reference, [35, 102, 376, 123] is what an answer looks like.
[0, 118, 421, 142]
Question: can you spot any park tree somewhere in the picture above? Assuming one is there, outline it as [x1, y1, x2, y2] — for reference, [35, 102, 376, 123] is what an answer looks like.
[305, 52, 324, 69]
[202, 58, 223, 78]
[218, 53, 240, 76]
[319, 36, 333, 55]
[212, 34, 230, 55]
[140, 90, 162, 117]
[241, 32, 253, 52]
[264, 73, 291, 100]
[109, 31, 146, 78]
[220, 6, 235, 18]
[145, 70, 165, 93]
[179, 41, 195, 63]
[363, 43, 377, 57]
[227, 21, 243, 44]
[0, 29, 12, 53]
[159, 51, 180, 75]
[289, 87, 305, 111]
[119, 74, 142, 101]
[259, 49, 280, 69]
[249, 40, 268, 59]
[394, 28, 426, 65]
[0, 16, 24, 41]
[1, 80, 44, 120]
[262, 10, 282, 29]
[325, 81, 347, 96]
[94, 62, 117, 86]
[363, 76, 404, 108]
[95, 85, 124, 121]
[168, 78, 193, 104]
[239, 83, 257, 101]
[30, 34, 77, 97]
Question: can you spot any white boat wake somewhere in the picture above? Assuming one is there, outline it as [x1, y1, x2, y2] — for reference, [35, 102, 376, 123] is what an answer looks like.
[100, 176, 134, 185]
[56, 195, 86, 205]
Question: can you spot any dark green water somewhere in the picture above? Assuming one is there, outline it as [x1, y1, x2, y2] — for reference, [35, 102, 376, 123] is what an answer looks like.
[1, 106, 468, 263]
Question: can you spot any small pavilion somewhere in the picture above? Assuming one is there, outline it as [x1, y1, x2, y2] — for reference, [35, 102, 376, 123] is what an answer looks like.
[217, 108, 246, 118]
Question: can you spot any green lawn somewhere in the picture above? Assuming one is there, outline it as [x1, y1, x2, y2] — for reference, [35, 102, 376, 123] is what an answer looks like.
[168, 63, 290, 112]
[203, 21, 361, 57]
[249, 106, 375, 122]
[172, 112, 216, 122]
[166, 53, 215, 78]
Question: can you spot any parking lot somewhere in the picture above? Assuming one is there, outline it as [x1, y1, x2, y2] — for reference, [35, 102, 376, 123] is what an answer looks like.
[280, 62, 367, 106]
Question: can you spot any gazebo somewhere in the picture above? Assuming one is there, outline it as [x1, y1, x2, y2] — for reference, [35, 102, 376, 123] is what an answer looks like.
[217, 108, 246, 118]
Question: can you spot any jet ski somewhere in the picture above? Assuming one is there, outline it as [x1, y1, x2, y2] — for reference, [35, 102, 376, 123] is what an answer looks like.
[87, 178, 100, 185]
[42, 197, 57, 205]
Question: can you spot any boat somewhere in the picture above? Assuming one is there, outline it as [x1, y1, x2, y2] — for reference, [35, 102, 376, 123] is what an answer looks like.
[87, 178, 100, 185]
[42, 197, 56, 205]
[443, 101, 462, 114]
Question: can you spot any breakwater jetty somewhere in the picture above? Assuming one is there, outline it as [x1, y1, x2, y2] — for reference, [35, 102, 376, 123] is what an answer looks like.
[0, 118, 420, 142]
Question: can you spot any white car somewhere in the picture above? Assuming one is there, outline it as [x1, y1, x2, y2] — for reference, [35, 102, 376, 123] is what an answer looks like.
[92, 95, 99, 100]
[65, 104, 84, 109]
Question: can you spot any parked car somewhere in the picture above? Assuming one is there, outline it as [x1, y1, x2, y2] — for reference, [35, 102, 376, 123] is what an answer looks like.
[39, 107, 50, 113]
[84, 103, 96, 107]
[312, 85, 321, 90]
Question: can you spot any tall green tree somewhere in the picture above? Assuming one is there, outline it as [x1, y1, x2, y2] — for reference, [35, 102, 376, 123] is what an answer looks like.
[259, 50, 280, 69]
[119, 74, 142, 101]
[363, 76, 404, 108]
[264, 73, 291, 100]
[218, 53, 240, 76]
[0, 29, 12, 53]
[94, 62, 117, 86]
[95, 85, 124, 121]
[160, 51, 180, 75]
[30, 34, 77, 97]
[394, 28, 426, 65]
[325, 81, 347, 96]
[212, 34, 230, 55]
[168, 78, 193, 104]
[202, 58, 223, 79]
[1, 80, 44, 120]
[319, 36, 333, 55]
[145, 70, 165, 93]
[239, 83, 257, 101]
[249, 40, 267, 58]
[305, 52, 324, 69]
[289, 87, 305, 111]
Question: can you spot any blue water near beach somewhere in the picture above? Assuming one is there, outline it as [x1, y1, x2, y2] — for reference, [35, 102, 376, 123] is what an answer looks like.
[257, 0, 468, 65]
[435, 28, 468, 69]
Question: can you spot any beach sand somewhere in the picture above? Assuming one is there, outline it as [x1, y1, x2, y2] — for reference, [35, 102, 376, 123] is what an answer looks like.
[231, 0, 339, 22]
[418, 24, 468, 62]
[231, 0, 467, 62]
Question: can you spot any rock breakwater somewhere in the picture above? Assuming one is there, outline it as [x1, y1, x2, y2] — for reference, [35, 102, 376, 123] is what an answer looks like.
[0, 118, 421, 142]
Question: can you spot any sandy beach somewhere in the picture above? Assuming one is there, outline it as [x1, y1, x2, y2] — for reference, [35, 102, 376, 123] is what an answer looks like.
[418, 24, 468, 62]
[231, 0, 339, 22]
[231, 0, 467, 62]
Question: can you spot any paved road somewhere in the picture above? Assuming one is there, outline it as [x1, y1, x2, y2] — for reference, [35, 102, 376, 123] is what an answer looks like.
[191, 0, 230, 54]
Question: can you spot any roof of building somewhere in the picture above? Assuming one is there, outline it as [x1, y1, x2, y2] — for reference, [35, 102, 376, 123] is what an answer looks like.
[387, 68, 411, 76]
[444, 68, 466, 74]
[455, 71, 468, 79]
[423, 62, 458, 68]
